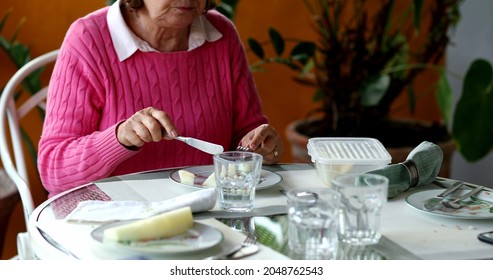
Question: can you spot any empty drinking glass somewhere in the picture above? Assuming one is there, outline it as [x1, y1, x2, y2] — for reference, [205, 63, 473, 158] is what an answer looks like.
[332, 173, 389, 246]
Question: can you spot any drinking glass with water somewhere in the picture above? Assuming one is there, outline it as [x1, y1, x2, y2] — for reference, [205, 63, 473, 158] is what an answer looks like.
[213, 151, 263, 212]
[287, 188, 341, 260]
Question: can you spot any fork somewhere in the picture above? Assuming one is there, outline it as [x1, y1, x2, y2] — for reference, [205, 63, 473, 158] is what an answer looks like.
[236, 146, 251, 152]
[204, 231, 258, 260]
[441, 186, 485, 209]
[432, 181, 464, 199]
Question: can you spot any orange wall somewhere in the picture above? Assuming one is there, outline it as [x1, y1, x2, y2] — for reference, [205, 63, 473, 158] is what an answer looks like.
[0, 0, 439, 259]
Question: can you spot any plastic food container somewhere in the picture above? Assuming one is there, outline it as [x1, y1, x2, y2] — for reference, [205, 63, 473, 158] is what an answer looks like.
[307, 137, 392, 187]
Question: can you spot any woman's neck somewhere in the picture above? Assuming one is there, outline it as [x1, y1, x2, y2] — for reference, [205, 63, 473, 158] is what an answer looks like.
[122, 6, 190, 52]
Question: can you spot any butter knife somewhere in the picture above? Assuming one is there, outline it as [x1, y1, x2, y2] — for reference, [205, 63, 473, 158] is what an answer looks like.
[175, 136, 224, 155]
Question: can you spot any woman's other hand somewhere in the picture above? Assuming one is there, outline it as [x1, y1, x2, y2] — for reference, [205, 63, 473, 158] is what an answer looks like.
[116, 107, 179, 149]
[239, 124, 284, 165]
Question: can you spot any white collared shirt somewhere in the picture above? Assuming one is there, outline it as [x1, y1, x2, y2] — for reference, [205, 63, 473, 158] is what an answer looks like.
[107, 0, 223, 61]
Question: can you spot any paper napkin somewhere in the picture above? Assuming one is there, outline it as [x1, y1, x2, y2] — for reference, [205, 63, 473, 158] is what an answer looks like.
[367, 141, 444, 198]
[65, 188, 216, 222]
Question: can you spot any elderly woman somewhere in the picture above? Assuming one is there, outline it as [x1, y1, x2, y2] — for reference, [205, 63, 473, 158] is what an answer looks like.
[38, 0, 284, 197]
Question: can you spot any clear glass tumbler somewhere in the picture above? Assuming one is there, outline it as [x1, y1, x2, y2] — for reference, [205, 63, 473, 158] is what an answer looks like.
[332, 173, 389, 246]
[287, 188, 341, 260]
[213, 151, 263, 212]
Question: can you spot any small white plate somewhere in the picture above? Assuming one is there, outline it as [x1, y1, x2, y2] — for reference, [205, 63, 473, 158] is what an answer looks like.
[406, 188, 493, 219]
[91, 221, 223, 255]
[170, 165, 283, 190]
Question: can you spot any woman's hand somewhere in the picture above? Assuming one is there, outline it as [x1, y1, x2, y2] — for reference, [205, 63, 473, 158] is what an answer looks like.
[239, 124, 284, 165]
[116, 107, 179, 149]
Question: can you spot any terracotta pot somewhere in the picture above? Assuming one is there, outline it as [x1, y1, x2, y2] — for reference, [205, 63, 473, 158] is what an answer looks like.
[285, 120, 312, 163]
[285, 119, 455, 178]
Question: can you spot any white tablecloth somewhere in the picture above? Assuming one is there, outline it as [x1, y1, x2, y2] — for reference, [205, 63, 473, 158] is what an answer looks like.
[32, 165, 493, 260]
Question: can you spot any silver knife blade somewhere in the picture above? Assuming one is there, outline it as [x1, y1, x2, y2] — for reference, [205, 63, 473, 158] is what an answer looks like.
[175, 136, 224, 155]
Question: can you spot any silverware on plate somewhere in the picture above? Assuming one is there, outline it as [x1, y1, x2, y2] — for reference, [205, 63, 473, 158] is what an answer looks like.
[441, 186, 485, 209]
[424, 181, 464, 211]
[432, 181, 464, 198]
[435, 177, 493, 193]
[204, 231, 258, 260]
[425, 178, 491, 210]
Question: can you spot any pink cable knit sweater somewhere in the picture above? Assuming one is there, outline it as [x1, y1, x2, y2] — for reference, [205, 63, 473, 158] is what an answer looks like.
[38, 8, 268, 197]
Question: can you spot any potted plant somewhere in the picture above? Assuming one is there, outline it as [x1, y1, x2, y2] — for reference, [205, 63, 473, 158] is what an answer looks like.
[221, 0, 493, 175]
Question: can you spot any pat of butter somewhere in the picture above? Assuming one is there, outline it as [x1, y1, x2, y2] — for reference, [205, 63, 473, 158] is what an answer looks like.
[178, 169, 195, 185]
[203, 172, 216, 187]
[103, 207, 194, 242]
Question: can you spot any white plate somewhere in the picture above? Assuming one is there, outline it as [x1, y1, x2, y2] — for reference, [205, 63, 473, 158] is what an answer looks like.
[91, 221, 223, 255]
[170, 165, 283, 190]
[406, 189, 493, 219]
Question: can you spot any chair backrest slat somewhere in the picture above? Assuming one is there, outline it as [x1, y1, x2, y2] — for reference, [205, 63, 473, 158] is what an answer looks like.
[0, 49, 59, 227]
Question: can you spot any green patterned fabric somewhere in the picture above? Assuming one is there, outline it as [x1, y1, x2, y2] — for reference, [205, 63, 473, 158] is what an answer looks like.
[368, 141, 443, 198]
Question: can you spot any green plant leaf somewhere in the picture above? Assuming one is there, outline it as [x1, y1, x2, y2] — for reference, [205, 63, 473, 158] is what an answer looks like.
[1, 11, 46, 178]
[436, 72, 453, 125]
[290, 41, 316, 65]
[9, 16, 25, 43]
[247, 38, 264, 59]
[312, 88, 325, 102]
[249, 65, 266, 73]
[268, 27, 285, 56]
[272, 57, 301, 71]
[0, 9, 12, 33]
[9, 42, 30, 68]
[0, 36, 9, 51]
[216, 4, 234, 19]
[216, 0, 240, 20]
[453, 59, 493, 162]
[412, 0, 424, 30]
[299, 59, 315, 75]
[22, 67, 43, 94]
[360, 74, 391, 106]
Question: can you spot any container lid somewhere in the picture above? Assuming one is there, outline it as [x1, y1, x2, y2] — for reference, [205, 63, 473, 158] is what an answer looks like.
[307, 137, 392, 164]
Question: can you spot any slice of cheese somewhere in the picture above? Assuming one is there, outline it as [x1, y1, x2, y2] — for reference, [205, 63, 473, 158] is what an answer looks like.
[202, 172, 216, 187]
[178, 169, 195, 185]
[103, 206, 194, 242]
[227, 164, 236, 177]
[238, 163, 253, 173]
